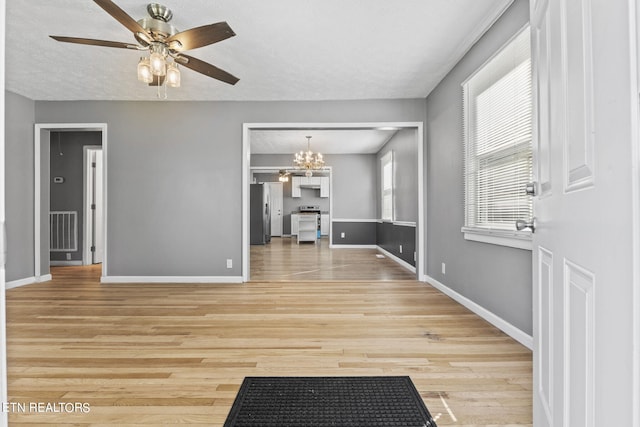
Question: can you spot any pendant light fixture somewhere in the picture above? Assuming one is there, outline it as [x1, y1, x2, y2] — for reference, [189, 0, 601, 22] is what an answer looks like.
[293, 136, 325, 177]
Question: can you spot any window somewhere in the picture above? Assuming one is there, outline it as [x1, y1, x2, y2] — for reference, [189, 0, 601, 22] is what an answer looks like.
[381, 151, 393, 221]
[462, 26, 533, 250]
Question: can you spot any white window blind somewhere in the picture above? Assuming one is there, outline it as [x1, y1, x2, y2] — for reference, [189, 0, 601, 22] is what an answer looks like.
[463, 27, 532, 234]
[381, 151, 393, 221]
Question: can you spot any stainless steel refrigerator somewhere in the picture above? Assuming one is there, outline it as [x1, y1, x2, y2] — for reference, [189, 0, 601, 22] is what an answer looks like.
[250, 183, 271, 245]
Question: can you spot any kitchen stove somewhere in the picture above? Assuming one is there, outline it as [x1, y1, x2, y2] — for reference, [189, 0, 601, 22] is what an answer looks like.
[298, 205, 321, 214]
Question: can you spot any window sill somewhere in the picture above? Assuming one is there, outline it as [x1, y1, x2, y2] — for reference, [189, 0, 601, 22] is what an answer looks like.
[461, 227, 532, 250]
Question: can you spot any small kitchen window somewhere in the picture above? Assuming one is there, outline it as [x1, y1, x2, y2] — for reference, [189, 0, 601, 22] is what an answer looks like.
[381, 151, 394, 221]
[462, 25, 533, 250]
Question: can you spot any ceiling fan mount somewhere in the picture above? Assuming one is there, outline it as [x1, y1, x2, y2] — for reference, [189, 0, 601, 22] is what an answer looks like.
[134, 4, 178, 45]
[50, 0, 239, 87]
[146, 3, 173, 22]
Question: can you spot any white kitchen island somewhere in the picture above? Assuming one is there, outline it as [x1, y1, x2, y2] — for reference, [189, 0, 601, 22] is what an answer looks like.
[297, 214, 318, 244]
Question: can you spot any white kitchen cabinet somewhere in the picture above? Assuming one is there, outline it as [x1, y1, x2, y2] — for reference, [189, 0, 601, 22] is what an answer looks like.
[320, 214, 329, 236]
[291, 177, 301, 198]
[290, 213, 299, 235]
[292, 176, 328, 198]
[320, 177, 329, 198]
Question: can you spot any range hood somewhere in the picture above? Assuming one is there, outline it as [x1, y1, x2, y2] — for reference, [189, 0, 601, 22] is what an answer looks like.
[299, 183, 321, 189]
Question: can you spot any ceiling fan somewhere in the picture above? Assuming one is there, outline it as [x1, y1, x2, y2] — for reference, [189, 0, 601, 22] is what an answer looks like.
[50, 0, 239, 87]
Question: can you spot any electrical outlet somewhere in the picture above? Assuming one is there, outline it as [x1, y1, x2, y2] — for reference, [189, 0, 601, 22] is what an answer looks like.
[340, 232, 345, 239]
[441, 262, 446, 275]
[399, 245, 403, 254]
[226, 259, 233, 269]
[66, 253, 71, 260]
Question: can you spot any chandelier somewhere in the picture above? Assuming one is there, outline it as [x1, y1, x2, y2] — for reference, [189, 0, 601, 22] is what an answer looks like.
[294, 136, 324, 177]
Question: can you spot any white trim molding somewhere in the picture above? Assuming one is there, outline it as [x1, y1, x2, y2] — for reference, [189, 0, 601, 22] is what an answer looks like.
[101, 276, 243, 284]
[34, 124, 108, 279]
[50, 261, 83, 267]
[330, 244, 377, 249]
[392, 221, 416, 227]
[377, 246, 416, 274]
[462, 226, 532, 250]
[242, 121, 426, 282]
[7, 274, 53, 290]
[425, 274, 533, 349]
[332, 218, 379, 223]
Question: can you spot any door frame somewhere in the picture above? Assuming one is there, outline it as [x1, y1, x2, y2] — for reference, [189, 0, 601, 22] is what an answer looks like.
[241, 122, 425, 282]
[34, 124, 108, 280]
[83, 145, 103, 265]
[0, 0, 8, 424]
[632, 0, 640, 422]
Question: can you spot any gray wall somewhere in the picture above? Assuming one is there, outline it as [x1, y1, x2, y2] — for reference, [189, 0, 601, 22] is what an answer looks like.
[30, 98, 426, 277]
[425, 0, 532, 334]
[324, 154, 377, 219]
[5, 91, 35, 281]
[49, 131, 102, 261]
[251, 152, 378, 221]
[377, 128, 419, 222]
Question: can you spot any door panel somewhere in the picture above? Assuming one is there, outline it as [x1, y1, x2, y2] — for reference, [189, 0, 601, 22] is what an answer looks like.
[531, 0, 636, 425]
[562, 0, 595, 191]
[564, 260, 594, 427]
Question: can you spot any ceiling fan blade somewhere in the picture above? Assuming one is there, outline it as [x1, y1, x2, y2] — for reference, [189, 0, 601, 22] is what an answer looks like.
[93, 0, 152, 43]
[50, 36, 139, 50]
[175, 54, 239, 85]
[166, 22, 235, 51]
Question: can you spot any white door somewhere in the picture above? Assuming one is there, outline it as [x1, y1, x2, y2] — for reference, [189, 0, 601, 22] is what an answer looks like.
[531, 0, 637, 426]
[92, 150, 104, 264]
[268, 182, 283, 237]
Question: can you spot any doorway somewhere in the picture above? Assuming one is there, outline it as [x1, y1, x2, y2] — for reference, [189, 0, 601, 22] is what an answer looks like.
[242, 122, 425, 282]
[34, 124, 108, 281]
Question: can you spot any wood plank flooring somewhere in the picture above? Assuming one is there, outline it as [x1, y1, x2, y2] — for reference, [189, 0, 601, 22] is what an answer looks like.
[250, 237, 417, 281]
[6, 260, 532, 426]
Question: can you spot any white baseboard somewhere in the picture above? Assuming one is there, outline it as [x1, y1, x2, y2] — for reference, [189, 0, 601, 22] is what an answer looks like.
[50, 261, 83, 266]
[7, 274, 53, 289]
[376, 246, 416, 274]
[424, 274, 533, 350]
[330, 244, 377, 249]
[101, 276, 244, 284]
[6, 277, 35, 289]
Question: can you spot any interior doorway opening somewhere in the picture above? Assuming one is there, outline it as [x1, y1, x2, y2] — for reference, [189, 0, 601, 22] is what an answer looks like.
[34, 124, 108, 281]
[242, 122, 425, 283]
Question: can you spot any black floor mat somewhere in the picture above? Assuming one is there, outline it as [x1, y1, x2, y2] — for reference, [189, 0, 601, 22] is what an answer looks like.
[224, 376, 437, 427]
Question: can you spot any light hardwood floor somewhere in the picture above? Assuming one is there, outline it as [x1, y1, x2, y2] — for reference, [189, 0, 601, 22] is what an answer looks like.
[6, 250, 532, 426]
[250, 237, 417, 281]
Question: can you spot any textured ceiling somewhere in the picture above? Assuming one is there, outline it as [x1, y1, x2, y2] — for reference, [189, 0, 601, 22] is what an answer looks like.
[251, 129, 398, 154]
[5, 0, 513, 101]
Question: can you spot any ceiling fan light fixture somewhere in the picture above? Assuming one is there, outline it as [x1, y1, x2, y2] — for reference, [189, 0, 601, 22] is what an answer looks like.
[49, 1, 239, 97]
[166, 62, 181, 88]
[137, 57, 153, 83]
[150, 52, 166, 76]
